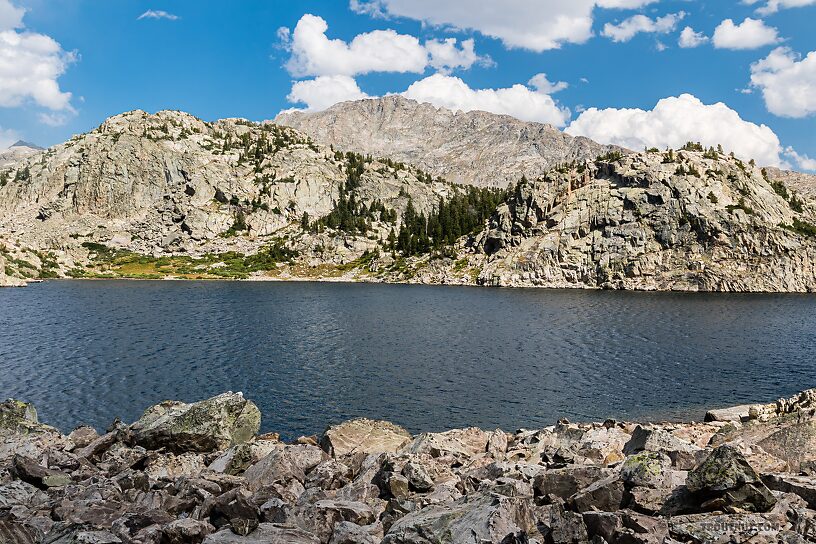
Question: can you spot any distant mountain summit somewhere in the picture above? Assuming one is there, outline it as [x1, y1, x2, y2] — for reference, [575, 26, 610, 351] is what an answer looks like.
[10, 140, 44, 150]
[276, 96, 621, 188]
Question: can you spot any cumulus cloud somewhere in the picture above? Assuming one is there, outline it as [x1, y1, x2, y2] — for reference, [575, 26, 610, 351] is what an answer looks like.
[350, 0, 657, 52]
[401, 74, 571, 126]
[750, 47, 816, 118]
[678, 26, 709, 48]
[528, 73, 568, 94]
[286, 75, 369, 112]
[0, 0, 24, 30]
[0, 1, 75, 113]
[712, 18, 779, 50]
[0, 29, 75, 111]
[426, 38, 491, 73]
[602, 12, 685, 43]
[742, 0, 816, 15]
[283, 14, 487, 78]
[137, 10, 179, 21]
[784, 147, 816, 171]
[565, 94, 785, 166]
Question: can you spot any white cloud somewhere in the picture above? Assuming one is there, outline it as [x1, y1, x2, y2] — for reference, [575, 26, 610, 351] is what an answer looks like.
[712, 18, 779, 50]
[678, 26, 709, 48]
[37, 111, 73, 127]
[401, 73, 571, 126]
[750, 47, 816, 118]
[528, 73, 568, 94]
[0, 30, 75, 111]
[350, 0, 657, 52]
[0, 1, 75, 113]
[286, 75, 369, 112]
[602, 12, 685, 43]
[784, 147, 816, 171]
[283, 14, 485, 78]
[743, 0, 816, 15]
[137, 10, 179, 21]
[0, 0, 24, 31]
[426, 38, 491, 73]
[565, 93, 785, 166]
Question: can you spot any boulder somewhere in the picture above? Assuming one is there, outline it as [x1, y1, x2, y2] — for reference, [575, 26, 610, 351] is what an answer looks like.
[668, 513, 794, 543]
[403, 427, 490, 458]
[320, 419, 412, 457]
[328, 521, 380, 544]
[202, 523, 321, 543]
[12, 454, 72, 488]
[686, 445, 776, 513]
[382, 492, 538, 543]
[402, 461, 434, 492]
[130, 392, 261, 453]
[705, 404, 756, 423]
[569, 473, 625, 513]
[763, 474, 816, 509]
[0, 399, 53, 434]
[621, 451, 672, 488]
[534, 465, 611, 500]
[161, 518, 215, 544]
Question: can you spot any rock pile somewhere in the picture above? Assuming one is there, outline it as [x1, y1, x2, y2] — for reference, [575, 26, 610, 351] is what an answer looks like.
[1, 390, 816, 543]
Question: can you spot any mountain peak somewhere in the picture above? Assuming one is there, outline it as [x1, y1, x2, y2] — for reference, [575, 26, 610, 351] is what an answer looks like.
[10, 140, 43, 150]
[276, 97, 616, 187]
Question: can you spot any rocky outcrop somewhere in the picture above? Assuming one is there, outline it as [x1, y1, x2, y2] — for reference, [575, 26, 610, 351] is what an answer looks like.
[2, 390, 816, 543]
[466, 150, 816, 291]
[129, 392, 260, 453]
[276, 96, 618, 188]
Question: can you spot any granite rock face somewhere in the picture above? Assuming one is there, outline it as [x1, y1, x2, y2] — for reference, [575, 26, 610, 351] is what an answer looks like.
[466, 150, 816, 291]
[2, 390, 816, 543]
[276, 96, 618, 189]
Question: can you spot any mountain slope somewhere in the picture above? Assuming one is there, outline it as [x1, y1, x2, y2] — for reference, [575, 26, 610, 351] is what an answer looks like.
[462, 150, 816, 291]
[276, 96, 617, 188]
[1, 110, 816, 291]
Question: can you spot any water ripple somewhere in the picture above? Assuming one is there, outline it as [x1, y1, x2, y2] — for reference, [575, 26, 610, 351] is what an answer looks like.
[1, 281, 815, 440]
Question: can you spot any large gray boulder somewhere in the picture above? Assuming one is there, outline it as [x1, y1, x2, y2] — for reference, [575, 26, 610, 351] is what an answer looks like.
[202, 523, 320, 543]
[0, 399, 53, 434]
[687, 445, 777, 513]
[320, 419, 412, 457]
[382, 492, 539, 543]
[130, 392, 260, 453]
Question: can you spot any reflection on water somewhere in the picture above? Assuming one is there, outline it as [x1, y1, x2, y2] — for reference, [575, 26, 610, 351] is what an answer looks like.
[0, 280, 813, 440]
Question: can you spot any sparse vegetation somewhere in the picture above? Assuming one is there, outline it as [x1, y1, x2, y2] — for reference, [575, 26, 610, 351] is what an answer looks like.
[781, 218, 816, 238]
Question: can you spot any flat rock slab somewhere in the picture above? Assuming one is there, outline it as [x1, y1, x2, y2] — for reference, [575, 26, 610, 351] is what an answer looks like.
[320, 419, 412, 457]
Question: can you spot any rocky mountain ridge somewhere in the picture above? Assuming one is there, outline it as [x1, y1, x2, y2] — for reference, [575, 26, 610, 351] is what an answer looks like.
[1, 389, 816, 543]
[1, 108, 816, 291]
[276, 96, 619, 189]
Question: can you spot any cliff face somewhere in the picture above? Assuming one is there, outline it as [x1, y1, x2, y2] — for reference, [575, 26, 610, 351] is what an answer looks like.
[1, 108, 815, 291]
[276, 96, 617, 188]
[466, 150, 816, 291]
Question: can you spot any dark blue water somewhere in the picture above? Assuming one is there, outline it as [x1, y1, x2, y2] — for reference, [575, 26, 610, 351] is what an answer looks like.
[0, 280, 814, 440]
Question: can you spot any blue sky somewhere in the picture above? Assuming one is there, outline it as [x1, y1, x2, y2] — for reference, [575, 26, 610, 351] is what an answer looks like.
[3, 0, 815, 171]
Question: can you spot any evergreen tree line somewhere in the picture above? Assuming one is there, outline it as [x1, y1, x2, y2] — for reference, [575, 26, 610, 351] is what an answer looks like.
[393, 187, 506, 256]
[306, 183, 397, 235]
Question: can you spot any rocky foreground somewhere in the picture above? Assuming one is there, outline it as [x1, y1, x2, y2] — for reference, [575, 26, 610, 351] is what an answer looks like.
[2, 392, 816, 543]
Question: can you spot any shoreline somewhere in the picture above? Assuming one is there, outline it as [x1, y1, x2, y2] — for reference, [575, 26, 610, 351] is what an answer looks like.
[10, 275, 816, 297]
[2, 389, 815, 543]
